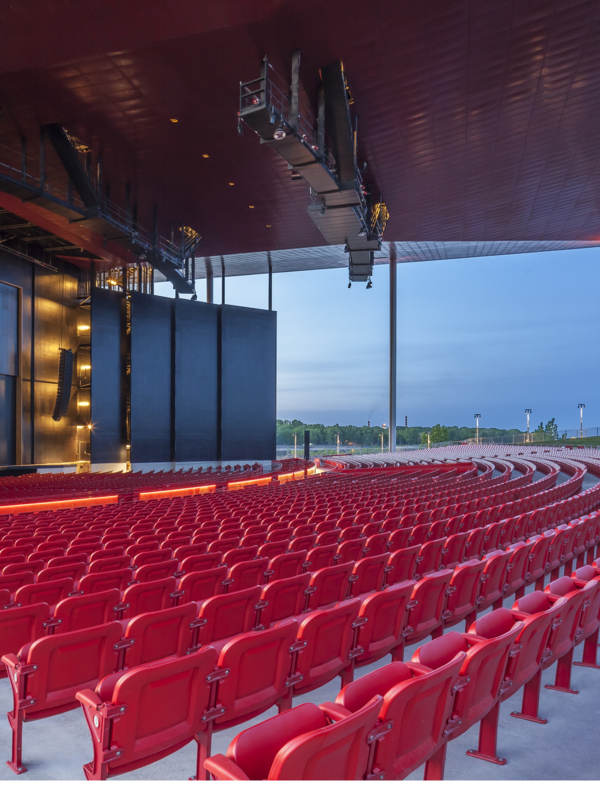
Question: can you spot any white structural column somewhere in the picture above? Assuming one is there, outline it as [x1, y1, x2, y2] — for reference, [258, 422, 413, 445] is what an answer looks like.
[389, 242, 397, 452]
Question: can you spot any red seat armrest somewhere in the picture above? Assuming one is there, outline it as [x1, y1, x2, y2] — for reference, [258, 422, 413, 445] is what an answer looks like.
[204, 754, 250, 781]
[318, 702, 353, 721]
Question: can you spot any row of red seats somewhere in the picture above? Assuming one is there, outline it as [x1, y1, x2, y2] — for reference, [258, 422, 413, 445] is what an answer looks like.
[2, 514, 598, 775]
[203, 564, 600, 780]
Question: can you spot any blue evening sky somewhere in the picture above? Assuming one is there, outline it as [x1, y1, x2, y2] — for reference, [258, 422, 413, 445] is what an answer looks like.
[156, 247, 597, 433]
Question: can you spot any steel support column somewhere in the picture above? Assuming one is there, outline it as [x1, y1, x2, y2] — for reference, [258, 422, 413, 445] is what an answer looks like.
[267, 251, 273, 311]
[205, 257, 213, 303]
[389, 242, 397, 452]
[220, 256, 226, 304]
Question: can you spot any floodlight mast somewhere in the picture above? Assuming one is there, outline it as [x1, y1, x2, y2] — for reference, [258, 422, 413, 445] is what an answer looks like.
[474, 413, 481, 445]
[525, 408, 532, 443]
[578, 403, 586, 439]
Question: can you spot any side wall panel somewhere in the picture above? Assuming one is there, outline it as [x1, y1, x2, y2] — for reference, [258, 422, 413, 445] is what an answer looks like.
[90, 288, 124, 463]
[130, 293, 172, 462]
[220, 305, 276, 461]
[173, 299, 219, 461]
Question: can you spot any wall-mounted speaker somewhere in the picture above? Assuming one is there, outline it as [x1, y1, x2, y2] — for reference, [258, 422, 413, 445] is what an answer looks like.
[52, 348, 74, 421]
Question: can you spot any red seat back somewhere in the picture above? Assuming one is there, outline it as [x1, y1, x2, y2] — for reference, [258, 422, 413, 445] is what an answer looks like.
[293, 599, 361, 694]
[121, 577, 176, 617]
[385, 546, 419, 585]
[350, 553, 387, 595]
[78, 647, 218, 780]
[79, 568, 133, 594]
[0, 603, 49, 676]
[356, 581, 415, 665]
[260, 574, 310, 626]
[215, 621, 298, 727]
[196, 586, 261, 646]
[124, 603, 197, 667]
[15, 621, 122, 718]
[337, 654, 465, 779]
[54, 589, 121, 633]
[178, 566, 227, 603]
[14, 578, 73, 608]
[267, 550, 306, 582]
[307, 562, 352, 609]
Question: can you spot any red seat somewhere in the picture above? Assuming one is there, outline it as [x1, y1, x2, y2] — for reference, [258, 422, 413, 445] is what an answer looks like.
[121, 577, 176, 617]
[355, 581, 415, 665]
[336, 538, 364, 564]
[0, 603, 49, 679]
[443, 559, 485, 630]
[259, 574, 310, 626]
[385, 545, 420, 586]
[527, 534, 553, 589]
[363, 532, 389, 556]
[227, 558, 268, 591]
[266, 550, 306, 582]
[289, 534, 316, 552]
[133, 559, 178, 583]
[293, 599, 361, 694]
[257, 541, 288, 559]
[440, 533, 467, 569]
[3, 621, 123, 774]
[131, 549, 173, 569]
[173, 543, 207, 562]
[401, 570, 453, 657]
[477, 550, 511, 612]
[88, 555, 131, 573]
[13, 578, 73, 608]
[417, 538, 445, 578]
[305, 544, 337, 571]
[79, 568, 133, 594]
[222, 546, 259, 568]
[180, 553, 223, 573]
[571, 567, 600, 667]
[123, 602, 198, 667]
[350, 553, 387, 595]
[464, 604, 565, 764]
[412, 619, 523, 779]
[306, 562, 352, 609]
[504, 541, 533, 599]
[196, 586, 261, 646]
[178, 566, 227, 603]
[77, 647, 218, 780]
[336, 654, 465, 779]
[52, 588, 121, 633]
[204, 696, 382, 781]
[0, 571, 35, 596]
[37, 563, 86, 584]
[197, 621, 299, 774]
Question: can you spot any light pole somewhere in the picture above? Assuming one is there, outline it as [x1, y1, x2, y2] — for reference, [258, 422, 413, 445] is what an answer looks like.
[293, 432, 297, 459]
[380, 431, 384, 452]
[336, 432, 340, 455]
[474, 413, 481, 445]
[524, 408, 532, 444]
[578, 403, 586, 439]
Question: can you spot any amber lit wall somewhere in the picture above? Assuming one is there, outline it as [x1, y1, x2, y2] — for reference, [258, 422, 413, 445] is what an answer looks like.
[0, 252, 80, 465]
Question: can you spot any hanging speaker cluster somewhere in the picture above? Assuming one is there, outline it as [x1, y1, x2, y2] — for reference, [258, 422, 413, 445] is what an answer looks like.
[52, 348, 74, 421]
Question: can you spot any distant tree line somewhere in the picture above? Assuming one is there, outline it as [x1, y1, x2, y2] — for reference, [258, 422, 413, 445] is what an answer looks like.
[276, 419, 541, 447]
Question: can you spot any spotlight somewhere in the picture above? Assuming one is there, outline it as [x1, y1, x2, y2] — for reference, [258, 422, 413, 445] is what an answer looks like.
[273, 128, 287, 140]
[290, 170, 301, 180]
[366, 279, 373, 289]
[357, 229, 367, 238]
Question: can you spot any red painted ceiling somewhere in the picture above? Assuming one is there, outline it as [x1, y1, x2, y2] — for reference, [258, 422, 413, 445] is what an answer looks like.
[3, 0, 600, 257]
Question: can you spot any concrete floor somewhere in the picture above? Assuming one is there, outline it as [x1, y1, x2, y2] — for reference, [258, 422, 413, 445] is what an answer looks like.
[0, 595, 598, 782]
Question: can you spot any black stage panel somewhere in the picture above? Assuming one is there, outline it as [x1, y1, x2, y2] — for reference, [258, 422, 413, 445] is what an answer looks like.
[130, 293, 172, 462]
[173, 299, 219, 461]
[220, 305, 276, 461]
[90, 289, 124, 463]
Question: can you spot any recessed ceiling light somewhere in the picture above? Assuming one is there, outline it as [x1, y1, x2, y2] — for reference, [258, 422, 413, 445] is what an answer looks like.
[248, 203, 255, 209]
[169, 117, 179, 124]
[227, 181, 236, 187]
[202, 153, 210, 159]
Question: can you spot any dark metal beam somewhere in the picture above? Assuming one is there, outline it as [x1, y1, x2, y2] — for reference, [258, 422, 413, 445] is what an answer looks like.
[267, 251, 273, 310]
[41, 123, 98, 208]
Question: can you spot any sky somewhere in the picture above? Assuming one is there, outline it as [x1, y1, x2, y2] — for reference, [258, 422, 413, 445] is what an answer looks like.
[156, 247, 598, 433]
